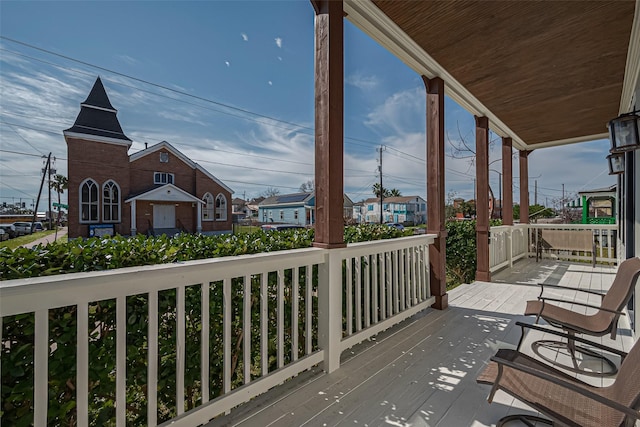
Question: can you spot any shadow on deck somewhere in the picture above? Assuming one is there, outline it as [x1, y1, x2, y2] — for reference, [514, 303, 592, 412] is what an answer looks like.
[207, 259, 628, 427]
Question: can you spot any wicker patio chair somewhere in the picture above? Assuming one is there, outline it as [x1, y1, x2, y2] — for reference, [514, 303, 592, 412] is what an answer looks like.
[524, 256, 640, 375]
[477, 322, 640, 427]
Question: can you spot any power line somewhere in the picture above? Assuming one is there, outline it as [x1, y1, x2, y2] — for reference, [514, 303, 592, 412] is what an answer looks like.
[0, 39, 430, 163]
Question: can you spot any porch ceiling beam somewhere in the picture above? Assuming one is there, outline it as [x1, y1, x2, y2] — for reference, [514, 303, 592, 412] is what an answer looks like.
[345, 0, 640, 149]
[344, 0, 526, 151]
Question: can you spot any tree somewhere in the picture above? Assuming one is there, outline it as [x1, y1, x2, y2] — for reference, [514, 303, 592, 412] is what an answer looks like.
[513, 203, 554, 221]
[372, 183, 401, 198]
[299, 179, 315, 193]
[50, 174, 68, 226]
[261, 187, 280, 198]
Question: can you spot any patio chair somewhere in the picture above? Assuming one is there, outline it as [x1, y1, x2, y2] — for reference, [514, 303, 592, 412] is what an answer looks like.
[477, 322, 640, 427]
[524, 256, 640, 375]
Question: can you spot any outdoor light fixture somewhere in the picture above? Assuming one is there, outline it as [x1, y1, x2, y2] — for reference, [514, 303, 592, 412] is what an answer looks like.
[608, 110, 640, 153]
[607, 152, 625, 175]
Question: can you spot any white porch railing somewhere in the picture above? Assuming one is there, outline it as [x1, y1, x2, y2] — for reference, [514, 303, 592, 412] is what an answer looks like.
[490, 223, 618, 272]
[528, 223, 618, 264]
[489, 224, 528, 273]
[0, 234, 435, 427]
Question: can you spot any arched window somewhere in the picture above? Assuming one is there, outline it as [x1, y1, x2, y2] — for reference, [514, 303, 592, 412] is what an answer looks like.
[80, 179, 99, 223]
[202, 192, 214, 221]
[102, 180, 120, 222]
[215, 194, 227, 221]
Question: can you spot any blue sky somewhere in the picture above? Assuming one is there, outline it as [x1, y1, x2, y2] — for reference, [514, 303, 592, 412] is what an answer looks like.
[0, 1, 614, 212]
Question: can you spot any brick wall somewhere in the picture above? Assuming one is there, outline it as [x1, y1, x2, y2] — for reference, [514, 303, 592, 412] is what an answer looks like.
[66, 137, 131, 238]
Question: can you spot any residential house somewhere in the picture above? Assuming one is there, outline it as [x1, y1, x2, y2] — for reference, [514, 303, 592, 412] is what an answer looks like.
[64, 77, 233, 238]
[578, 185, 617, 225]
[362, 196, 426, 224]
[231, 198, 251, 223]
[259, 192, 353, 225]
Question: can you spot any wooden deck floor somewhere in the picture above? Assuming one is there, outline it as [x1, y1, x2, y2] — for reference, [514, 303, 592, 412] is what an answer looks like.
[207, 259, 632, 427]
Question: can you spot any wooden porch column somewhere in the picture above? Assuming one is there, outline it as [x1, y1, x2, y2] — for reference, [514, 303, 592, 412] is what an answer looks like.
[311, 0, 345, 249]
[475, 116, 490, 282]
[423, 76, 447, 310]
[502, 137, 513, 226]
[519, 150, 530, 223]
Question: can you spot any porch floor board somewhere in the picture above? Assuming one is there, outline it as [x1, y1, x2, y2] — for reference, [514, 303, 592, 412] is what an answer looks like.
[206, 259, 631, 427]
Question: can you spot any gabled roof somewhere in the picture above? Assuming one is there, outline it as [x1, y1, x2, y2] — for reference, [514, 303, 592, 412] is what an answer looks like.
[124, 184, 205, 204]
[260, 192, 314, 207]
[64, 77, 131, 145]
[129, 140, 234, 194]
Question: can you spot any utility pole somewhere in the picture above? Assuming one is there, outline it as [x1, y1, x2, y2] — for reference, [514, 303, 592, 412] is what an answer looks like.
[378, 145, 385, 224]
[562, 183, 566, 223]
[32, 153, 51, 233]
[535, 180, 538, 205]
[48, 157, 56, 230]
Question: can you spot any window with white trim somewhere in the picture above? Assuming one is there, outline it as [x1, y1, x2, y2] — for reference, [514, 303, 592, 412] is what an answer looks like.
[154, 172, 174, 185]
[80, 178, 99, 223]
[202, 192, 214, 221]
[102, 180, 120, 222]
[215, 194, 227, 220]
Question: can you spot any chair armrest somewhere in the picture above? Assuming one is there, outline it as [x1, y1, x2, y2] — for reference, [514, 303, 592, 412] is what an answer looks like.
[537, 283, 606, 297]
[515, 321, 628, 358]
[538, 297, 626, 316]
[490, 353, 639, 421]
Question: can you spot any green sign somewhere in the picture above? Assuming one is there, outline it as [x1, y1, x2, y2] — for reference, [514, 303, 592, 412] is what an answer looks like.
[53, 202, 68, 209]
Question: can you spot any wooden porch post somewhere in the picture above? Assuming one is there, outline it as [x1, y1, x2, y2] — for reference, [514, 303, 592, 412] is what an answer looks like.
[502, 137, 513, 226]
[311, 0, 345, 375]
[519, 151, 530, 224]
[423, 76, 448, 310]
[475, 116, 490, 282]
[311, 0, 345, 250]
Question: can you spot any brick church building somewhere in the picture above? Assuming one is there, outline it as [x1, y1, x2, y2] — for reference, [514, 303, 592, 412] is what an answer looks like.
[64, 77, 233, 239]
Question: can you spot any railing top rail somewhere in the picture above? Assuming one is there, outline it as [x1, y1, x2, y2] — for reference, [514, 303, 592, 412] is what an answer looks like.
[0, 234, 438, 317]
[527, 223, 617, 230]
[341, 234, 436, 256]
[0, 247, 326, 317]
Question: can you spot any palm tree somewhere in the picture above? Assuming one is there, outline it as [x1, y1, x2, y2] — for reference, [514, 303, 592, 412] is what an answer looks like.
[389, 188, 403, 197]
[50, 174, 68, 226]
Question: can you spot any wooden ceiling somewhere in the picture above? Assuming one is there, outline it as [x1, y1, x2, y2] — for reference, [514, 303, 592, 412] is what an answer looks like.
[355, 1, 637, 149]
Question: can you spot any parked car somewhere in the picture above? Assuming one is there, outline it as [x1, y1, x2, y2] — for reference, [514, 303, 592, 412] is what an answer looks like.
[32, 221, 44, 231]
[12, 221, 33, 236]
[0, 224, 17, 238]
[385, 222, 405, 231]
[0, 228, 6, 241]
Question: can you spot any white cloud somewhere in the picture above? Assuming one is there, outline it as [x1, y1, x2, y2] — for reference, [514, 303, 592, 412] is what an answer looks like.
[277, 56, 282, 61]
[241, 33, 248, 41]
[115, 54, 138, 66]
[275, 37, 282, 48]
[346, 72, 380, 91]
[364, 87, 424, 135]
[225, 61, 230, 67]
[268, 81, 273, 86]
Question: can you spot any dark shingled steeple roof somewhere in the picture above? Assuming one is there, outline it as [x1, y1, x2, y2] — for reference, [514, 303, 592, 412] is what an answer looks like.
[64, 77, 131, 143]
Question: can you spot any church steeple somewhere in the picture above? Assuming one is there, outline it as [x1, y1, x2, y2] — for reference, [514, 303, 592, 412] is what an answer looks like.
[64, 77, 131, 145]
